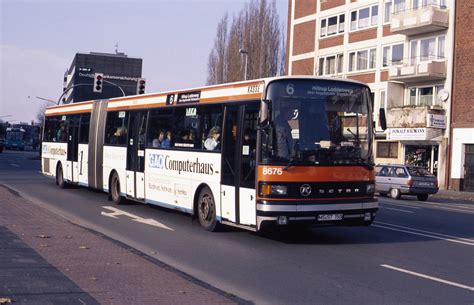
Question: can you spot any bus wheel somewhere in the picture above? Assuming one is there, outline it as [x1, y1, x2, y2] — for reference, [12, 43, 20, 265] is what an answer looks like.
[110, 172, 123, 205]
[197, 186, 218, 232]
[56, 163, 66, 189]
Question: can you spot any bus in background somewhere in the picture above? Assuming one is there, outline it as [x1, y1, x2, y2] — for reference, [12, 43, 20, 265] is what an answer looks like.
[5, 127, 26, 151]
[41, 76, 378, 232]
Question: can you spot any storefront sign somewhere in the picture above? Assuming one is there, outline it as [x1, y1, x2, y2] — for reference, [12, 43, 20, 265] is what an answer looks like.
[388, 128, 427, 140]
[426, 114, 446, 129]
[388, 128, 443, 141]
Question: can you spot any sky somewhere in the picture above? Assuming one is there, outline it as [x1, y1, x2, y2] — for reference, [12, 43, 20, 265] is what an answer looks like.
[0, 0, 288, 124]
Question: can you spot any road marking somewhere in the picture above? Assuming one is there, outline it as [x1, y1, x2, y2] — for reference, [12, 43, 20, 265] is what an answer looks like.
[101, 206, 174, 231]
[381, 264, 474, 291]
[381, 202, 421, 209]
[373, 222, 474, 246]
[424, 202, 474, 213]
[381, 207, 414, 213]
[10, 164, 20, 167]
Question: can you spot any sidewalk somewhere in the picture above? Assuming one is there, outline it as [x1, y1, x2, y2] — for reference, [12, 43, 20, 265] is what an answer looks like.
[0, 185, 242, 305]
[430, 189, 474, 203]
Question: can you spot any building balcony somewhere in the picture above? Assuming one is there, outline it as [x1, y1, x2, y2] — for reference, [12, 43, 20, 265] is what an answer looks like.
[386, 106, 446, 129]
[391, 5, 449, 36]
[388, 57, 446, 84]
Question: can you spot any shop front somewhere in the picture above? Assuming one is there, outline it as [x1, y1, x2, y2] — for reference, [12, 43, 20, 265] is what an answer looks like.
[387, 127, 443, 181]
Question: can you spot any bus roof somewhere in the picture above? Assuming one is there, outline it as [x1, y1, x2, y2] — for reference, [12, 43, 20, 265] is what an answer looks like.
[45, 76, 369, 116]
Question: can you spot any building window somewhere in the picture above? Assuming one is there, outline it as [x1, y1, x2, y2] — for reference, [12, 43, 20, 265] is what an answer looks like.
[382, 43, 404, 67]
[384, 0, 407, 23]
[318, 54, 344, 76]
[377, 142, 398, 158]
[320, 14, 345, 37]
[409, 35, 445, 65]
[350, 5, 378, 31]
[348, 48, 377, 72]
[408, 85, 444, 107]
[413, 0, 447, 9]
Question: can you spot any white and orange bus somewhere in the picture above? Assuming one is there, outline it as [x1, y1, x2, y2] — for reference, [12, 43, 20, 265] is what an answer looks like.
[41, 76, 378, 231]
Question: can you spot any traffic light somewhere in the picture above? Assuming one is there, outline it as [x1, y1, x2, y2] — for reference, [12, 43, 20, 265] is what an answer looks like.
[137, 78, 146, 95]
[93, 73, 104, 93]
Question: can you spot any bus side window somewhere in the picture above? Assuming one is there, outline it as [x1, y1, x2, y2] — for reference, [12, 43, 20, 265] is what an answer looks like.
[147, 108, 173, 148]
[44, 116, 60, 142]
[79, 113, 91, 143]
[105, 111, 129, 146]
[199, 105, 223, 151]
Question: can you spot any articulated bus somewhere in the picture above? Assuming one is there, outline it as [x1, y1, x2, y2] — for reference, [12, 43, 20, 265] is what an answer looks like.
[41, 76, 378, 231]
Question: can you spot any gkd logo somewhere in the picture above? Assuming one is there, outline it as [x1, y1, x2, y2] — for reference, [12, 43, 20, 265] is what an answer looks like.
[149, 153, 166, 169]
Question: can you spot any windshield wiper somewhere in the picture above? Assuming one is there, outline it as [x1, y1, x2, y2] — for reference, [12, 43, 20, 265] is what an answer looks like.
[282, 156, 299, 171]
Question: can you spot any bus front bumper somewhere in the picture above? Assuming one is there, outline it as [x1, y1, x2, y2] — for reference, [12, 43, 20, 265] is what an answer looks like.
[256, 198, 378, 230]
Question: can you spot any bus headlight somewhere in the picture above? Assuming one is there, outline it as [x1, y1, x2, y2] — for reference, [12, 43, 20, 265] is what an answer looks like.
[260, 184, 288, 196]
[366, 183, 375, 194]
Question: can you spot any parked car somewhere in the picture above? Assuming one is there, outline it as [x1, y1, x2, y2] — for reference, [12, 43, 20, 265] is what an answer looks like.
[375, 164, 438, 201]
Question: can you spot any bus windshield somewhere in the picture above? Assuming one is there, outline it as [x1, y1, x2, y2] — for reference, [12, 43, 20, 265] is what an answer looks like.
[262, 79, 373, 166]
[6, 129, 25, 141]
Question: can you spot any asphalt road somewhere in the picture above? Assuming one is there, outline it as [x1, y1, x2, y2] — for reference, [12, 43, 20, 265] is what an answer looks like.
[1, 150, 473, 305]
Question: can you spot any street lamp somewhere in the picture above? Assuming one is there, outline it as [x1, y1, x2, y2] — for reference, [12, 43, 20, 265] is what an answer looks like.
[35, 97, 56, 105]
[239, 48, 249, 81]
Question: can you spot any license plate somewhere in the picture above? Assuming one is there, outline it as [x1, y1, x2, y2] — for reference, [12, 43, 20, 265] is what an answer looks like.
[418, 182, 434, 186]
[317, 214, 343, 221]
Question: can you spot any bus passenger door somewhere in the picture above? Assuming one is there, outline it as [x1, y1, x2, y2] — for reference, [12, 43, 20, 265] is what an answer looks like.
[221, 104, 258, 226]
[66, 114, 80, 183]
[221, 106, 239, 222]
[238, 104, 258, 226]
[126, 111, 147, 199]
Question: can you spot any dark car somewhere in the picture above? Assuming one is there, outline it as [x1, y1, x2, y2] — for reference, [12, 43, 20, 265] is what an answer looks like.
[375, 164, 438, 201]
[0, 137, 4, 153]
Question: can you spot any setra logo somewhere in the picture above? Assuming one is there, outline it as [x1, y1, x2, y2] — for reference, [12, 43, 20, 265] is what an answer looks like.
[300, 184, 312, 197]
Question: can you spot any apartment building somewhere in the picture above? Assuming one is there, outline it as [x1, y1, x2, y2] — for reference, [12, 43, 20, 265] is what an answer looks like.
[287, 0, 455, 189]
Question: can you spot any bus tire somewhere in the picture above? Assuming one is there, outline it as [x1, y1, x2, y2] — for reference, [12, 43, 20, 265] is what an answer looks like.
[56, 163, 66, 189]
[197, 186, 218, 232]
[109, 172, 124, 205]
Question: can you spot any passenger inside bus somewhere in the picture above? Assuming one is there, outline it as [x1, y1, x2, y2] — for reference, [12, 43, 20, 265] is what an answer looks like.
[110, 127, 127, 145]
[152, 130, 165, 148]
[204, 126, 221, 150]
[274, 106, 294, 160]
[161, 131, 172, 148]
[57, 122, 67, 142]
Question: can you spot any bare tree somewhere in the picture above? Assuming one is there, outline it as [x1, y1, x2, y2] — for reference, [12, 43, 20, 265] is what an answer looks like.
[207, 0, 285, 85]
[207, 13, 229, 85]
[36, 102, 49, 125]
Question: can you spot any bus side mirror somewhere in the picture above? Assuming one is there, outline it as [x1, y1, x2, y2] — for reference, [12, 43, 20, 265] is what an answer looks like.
[379, 108, 387, 131]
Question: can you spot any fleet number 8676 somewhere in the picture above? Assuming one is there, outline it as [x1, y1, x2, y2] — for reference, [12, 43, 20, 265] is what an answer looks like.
[262, 167, 283, 175]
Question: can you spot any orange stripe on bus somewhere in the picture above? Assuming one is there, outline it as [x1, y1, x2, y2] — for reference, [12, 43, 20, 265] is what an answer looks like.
[45, 109, 92, 116]
[257, 166, 374, 182]
[106, 93, 262, 111]
[107, 102, 167, 111]
[46, 101, 94, 110]
[108, 80, 264, 104]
